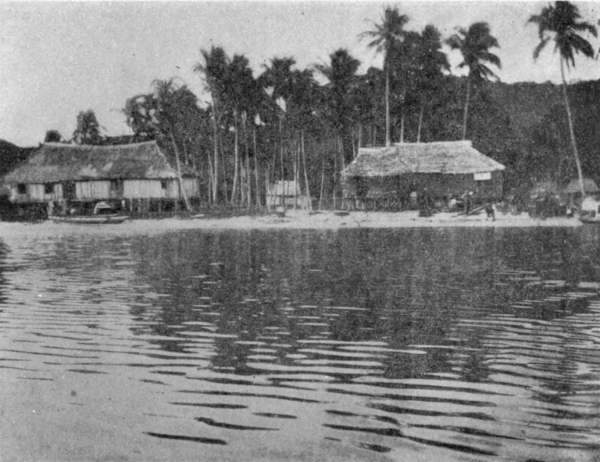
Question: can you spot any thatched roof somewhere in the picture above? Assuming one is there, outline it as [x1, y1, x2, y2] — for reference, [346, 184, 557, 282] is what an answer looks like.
[342, 141, 505, 178]
[3, 141, 196, 184]
[564, 178, 599, 194]
[529, 180, 560, 198]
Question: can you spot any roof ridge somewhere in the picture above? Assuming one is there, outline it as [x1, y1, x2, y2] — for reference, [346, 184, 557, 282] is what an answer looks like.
[393, 140, 473, 147]
[43, 140, 157, 149]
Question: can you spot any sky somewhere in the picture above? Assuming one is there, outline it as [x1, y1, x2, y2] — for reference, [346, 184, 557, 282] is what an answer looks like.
[2, 1, 600, 146]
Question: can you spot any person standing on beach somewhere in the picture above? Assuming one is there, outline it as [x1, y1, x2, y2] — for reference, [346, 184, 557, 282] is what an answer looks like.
[485, 202, 495, 221]
[465, 191, 473, 215]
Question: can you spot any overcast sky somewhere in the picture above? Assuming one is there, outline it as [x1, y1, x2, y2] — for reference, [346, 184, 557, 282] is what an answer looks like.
[2, 1, 600, 146]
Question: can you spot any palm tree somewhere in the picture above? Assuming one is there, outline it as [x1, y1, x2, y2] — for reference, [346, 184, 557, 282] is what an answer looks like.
[316, 48, 360, 164]
[446, 22, 501, 140]
[223, 54, 256, 205]
[194, 46, 229, 204]
[260, 57, 297, 187]
[415, 25, 449, 142]
[152, 78, 192, 212]
[529, 1, 597, 197]
[361, 7, 409, 146]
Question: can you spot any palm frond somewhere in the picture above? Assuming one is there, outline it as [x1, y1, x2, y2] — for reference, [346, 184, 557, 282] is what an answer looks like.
[533, 36, 550, 60]
[571, 21, 598, 38]
[569, 33, 595, 58]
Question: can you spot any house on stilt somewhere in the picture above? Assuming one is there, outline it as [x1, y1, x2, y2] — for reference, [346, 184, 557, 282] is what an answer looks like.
[2, 141, 199, 218]
[341, 140, 505, 210]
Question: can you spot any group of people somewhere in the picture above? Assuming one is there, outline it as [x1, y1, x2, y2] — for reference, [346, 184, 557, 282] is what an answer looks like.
[416, 189, 496, 220]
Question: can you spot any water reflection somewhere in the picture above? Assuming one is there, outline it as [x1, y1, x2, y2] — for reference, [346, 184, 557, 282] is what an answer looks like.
[1, 227, 600, 461]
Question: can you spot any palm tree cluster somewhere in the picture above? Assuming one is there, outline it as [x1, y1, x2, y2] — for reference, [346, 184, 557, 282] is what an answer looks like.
[115, 6, 503, 209]
[89, 2, 594, 208]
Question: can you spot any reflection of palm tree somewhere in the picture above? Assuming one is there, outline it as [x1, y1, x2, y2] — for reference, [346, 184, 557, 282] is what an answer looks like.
[529, 1, 597, 197]
[361, 7, 409, 147]
[446, 22, 501, 140]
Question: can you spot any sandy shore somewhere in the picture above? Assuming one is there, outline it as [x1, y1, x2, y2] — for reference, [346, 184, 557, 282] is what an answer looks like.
[0, 210, 582, 238]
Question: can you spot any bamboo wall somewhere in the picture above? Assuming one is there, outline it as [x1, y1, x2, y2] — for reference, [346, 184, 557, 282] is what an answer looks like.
[123, 179, 164, 198]
[10, 183, 63, 203]
[10, 178, 200, 203]
[164, 178, 199, 199]
[76, 181, 111, 200]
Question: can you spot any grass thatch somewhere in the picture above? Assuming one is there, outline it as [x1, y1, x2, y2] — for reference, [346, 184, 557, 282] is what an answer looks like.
[342, 140, 505, 178]
[3, 141, 195, 184]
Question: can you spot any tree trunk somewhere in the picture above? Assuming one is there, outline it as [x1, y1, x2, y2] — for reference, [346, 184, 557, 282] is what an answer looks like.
[301, 130, 311, 211]
[561, 57, 585, 197]
[293, 137, 299, 210]
[462, 77, 471, 140]
[417, 103, 424, 143]
[279, 117, 285, 208]
[245, 130, 251, 209]
[253, 127, 260, 208]
[168, 126, 192, 212]
[206, 145, 214, 205]
[231, 111, 239, 205]
[210, 101, 219, 204]
[319, 156, 325, 210]
[385, 66, 391, 147]
[400, 112, 405, 144]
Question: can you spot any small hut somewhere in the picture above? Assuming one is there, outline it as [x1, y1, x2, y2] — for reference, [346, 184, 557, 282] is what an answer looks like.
[341, 141, 505, 210]
[2, 141, 199, 217]
[564, 177, 599, 205]
[266, 180, 311, 209]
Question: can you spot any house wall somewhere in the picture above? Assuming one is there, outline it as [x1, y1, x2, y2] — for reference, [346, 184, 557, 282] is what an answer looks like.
[76, 181, 111, 200]
[9, 178, 201, 204]
[343, 171, 504, 205]
[9, 183, 63, 203]
[164, 178, 200, 200]
[123, 179, 164, 199]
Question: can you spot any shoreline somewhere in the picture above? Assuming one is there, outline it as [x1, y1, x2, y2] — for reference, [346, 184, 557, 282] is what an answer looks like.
[0, 210, 582, 237]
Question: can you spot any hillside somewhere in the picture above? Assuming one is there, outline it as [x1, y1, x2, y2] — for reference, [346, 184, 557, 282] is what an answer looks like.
[0, 140, 35, 178]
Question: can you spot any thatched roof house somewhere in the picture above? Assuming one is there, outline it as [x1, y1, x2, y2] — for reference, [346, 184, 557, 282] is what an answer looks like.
[4, 141, 194, 184]
[3, 141, 198, 204]
[342, 141, 505, 207]
[343, 141, 505, 177]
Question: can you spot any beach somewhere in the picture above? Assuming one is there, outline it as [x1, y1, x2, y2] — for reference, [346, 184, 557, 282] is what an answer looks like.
[0, 210, 581, 239]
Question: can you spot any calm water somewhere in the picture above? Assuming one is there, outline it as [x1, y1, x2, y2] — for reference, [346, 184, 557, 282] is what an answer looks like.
[1, 224, 600, 461]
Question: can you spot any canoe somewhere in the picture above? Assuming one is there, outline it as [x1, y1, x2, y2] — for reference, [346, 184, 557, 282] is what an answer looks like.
[51, 214, 129, 224]
[579, 215, 600, 224]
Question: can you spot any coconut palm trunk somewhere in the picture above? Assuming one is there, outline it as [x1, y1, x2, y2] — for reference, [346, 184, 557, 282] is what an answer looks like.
[560, 57, 585, 197]
[417, 103, 424, 143]
[462, 77, 471, 140]
[168, 127, 192, 212]
[385, 67, 391, 146]
[210, 102, 219, 204]
[301, 130, 311, 211]
[231, 111, 239, 205]
[253, 127, 260, 208]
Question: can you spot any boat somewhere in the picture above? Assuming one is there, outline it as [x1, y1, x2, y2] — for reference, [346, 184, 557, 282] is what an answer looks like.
[51, 214, 129, 224]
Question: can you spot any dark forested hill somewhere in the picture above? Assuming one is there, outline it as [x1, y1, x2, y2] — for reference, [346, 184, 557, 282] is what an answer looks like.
[416, 77, 599, 192]
[0, 140, 35, 178]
